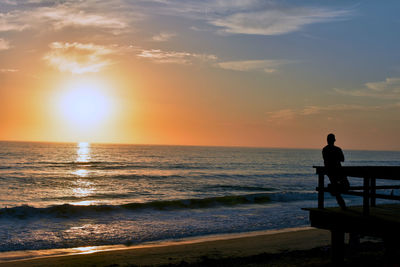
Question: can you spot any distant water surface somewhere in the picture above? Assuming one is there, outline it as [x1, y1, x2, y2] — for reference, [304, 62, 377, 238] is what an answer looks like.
[0, 141, 399, 252]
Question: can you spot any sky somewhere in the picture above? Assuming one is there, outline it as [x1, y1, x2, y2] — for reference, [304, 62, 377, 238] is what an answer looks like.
[1, 0, 400, 150]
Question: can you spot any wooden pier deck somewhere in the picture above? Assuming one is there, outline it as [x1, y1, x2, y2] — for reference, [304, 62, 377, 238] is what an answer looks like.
[305, 204, 400, 237]
[305, 166, 400, 264]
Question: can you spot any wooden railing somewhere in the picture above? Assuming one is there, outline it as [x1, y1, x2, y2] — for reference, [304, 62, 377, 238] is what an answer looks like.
[313, 166, 400, 215]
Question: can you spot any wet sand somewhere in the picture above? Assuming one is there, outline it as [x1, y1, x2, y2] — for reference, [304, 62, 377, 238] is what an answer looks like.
[0, 227, 335, 266]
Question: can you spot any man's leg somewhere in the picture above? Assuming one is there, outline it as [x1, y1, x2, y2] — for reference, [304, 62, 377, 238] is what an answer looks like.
[328, 174, 347, 209]
[335, 194, 346, 209]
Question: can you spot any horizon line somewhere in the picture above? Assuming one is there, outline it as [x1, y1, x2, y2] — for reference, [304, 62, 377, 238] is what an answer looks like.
[1, 139, 399, 152]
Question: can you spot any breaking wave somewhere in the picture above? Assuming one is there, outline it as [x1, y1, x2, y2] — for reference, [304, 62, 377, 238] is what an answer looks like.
[0, 191, 317, 220]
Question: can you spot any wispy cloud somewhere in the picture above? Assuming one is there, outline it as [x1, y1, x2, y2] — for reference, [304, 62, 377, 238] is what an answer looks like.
[152, 32, 176, 42]
[43, 42, 117, 74]
[137, 48, 217, 65]
[267, 104, 384, 122]
[269, 77, 400, 123]
[217, 59, 287, 73]
[1, 0, 18, 5]
[267, 109, 297, 121]
[0, 1, 351, 38]
[0, 38, 10, 50]
[0, 2, 132, 34]
[0, 68, 18, 73]
[140, 0, 262, 17]
[0, 12, 30, 32]
[211, 7, 350, 35]
[335, 77, 400, 99]
[301, 104, 381, 115]
[36, 6, 128, 32]
[136, 1, 351, 36]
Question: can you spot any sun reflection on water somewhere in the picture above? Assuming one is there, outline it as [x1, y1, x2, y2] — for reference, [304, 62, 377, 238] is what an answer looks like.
[71, 142, 96, 204]
[72, 179, 94, 196]
[71, 200, 97, 206]
[77, 142, 90, 163]
[74, 142, 91, 177]
[72, 169, 89, 177]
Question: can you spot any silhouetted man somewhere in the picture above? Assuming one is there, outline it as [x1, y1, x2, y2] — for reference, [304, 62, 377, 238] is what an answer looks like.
[322, 133, 349, 209]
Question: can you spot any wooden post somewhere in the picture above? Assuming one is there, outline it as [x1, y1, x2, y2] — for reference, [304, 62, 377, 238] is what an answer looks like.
[349, 232, 360, 249]
[363, 177, 370, 216]
[371, 178, 376, 207]
[318, 173, 324, 209]
[331, 230, 345, 264]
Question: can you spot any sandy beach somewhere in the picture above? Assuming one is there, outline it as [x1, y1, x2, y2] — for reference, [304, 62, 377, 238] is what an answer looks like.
[0, 228, 334, 267]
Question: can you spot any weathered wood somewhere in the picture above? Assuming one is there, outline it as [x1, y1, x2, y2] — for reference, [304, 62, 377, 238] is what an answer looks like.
[307, 166, 400, 264]
[304, 205, 400, 237]
[349, 232, 360, 248]
[363, 177, 370, 216]
[331, 230, 345, 264]
[318, 173, 324, 209]
[313, 166, 400, 180]
[331, 191, 400, 201]
[371, 178, 376, 207]
[313, 166, 400, 215]
[348, 185, 400, 190]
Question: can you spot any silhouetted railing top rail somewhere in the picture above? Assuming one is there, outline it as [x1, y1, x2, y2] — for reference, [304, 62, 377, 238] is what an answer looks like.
[313, 166, 400, 215]
[314, 166, 400, 180]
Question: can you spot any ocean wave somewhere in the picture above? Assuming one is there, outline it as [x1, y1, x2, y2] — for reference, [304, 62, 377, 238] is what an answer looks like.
[35, 161, 211, 171]
[0, 166, 12, 169]
[40, 161, 119, 167]
[0, 193, 270, 219]
[0, 191, 317, 220]
[207, 185, 276, 192]
[268, 191, 317, 202]
[121, 194, 271, 210]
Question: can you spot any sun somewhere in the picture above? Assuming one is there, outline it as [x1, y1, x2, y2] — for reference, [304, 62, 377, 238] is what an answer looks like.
[56, 77, 113, 130]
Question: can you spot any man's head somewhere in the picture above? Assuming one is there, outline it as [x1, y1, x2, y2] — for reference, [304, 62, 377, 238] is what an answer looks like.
[327, 133, 336, 145]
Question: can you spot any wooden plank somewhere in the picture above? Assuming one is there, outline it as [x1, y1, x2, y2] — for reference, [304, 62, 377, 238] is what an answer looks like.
[308, 166, 400, 264]
[318, 173, 324, 209]
[304, 205, 400, 237]
[371, 178, 376, 207]
[313, 166, 400, 180]
[346, 185, 400, 190]
[363, 177, 370, 215]
[331, 230, 345, 264]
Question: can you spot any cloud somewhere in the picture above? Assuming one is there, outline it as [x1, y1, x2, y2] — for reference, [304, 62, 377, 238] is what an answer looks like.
[217, 59, 287, 73]
[140, 0, 262, 17]
[1, 0, 18, 5]
[267, 104, 383, 122]
[43, 42, 117, 74]
[335, 77, 400, 99]
[0, 2, 132, 33]
[301, 104, 380, 115]
[36, 6, 128, 32]
[211, 7, 349, 35]
[0, 68, 18, 73]
[152, 32, 176, 42]
[0, 38, 10, 50]
[266, 109, 297, 121]
[137, 1, 350, 36]
[268, 77, 400, 123]
[137, 48, 217, 64]
[0, 12, 30, 32]
[1, 1, 351, 38]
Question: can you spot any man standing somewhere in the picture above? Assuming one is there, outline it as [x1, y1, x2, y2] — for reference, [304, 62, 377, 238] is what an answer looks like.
[322, 133, 349, 209]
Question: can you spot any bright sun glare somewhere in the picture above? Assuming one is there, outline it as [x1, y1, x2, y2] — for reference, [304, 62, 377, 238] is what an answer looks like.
[57, 78, 112, 129]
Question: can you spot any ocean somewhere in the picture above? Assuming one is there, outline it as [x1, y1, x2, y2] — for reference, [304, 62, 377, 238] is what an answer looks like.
[1, 141, 399, 252]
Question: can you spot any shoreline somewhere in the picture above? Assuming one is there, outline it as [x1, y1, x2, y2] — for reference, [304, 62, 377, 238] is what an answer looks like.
[0, 227, 313, 262]
[0, 227, 332, 266]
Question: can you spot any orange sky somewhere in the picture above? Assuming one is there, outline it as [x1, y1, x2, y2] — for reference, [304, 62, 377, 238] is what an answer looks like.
[1, 1, 400, 150]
